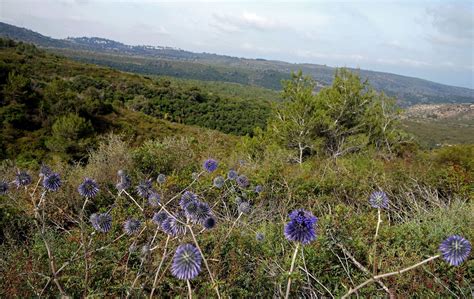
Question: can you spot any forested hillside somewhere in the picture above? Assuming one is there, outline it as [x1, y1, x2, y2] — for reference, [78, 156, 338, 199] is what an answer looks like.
[0, 39, 267, 162]
[1, 21, 473, 106]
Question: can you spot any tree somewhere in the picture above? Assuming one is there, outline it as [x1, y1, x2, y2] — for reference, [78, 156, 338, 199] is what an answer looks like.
[268, 71, 320, 163]
[45, 113, 94, 159]
[268, 69, 404, 161]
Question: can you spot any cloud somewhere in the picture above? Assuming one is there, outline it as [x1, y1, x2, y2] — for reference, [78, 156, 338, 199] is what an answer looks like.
[426, 2, 474, 47]
[211, 11, 286, 33]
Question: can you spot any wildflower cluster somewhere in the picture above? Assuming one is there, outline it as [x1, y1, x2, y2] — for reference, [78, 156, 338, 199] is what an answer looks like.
[1, 161, 470, 298]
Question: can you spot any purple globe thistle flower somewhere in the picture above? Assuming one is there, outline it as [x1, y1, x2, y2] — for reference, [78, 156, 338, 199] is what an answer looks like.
[39, 164, 52, 177]
[185, 201, 211, 224]
[255, 185, 263, 193]
[439, 235, 471, 266]
[171, 244, 202, 280]
[227, 169, 238, 180]
[256, 232, 265, 242]
[203, 217, 216, 230]
[157, 174, 166, 184]
[162, 212, 187, 237]
[15, 170, 32, 187]
[148, 191, 161, 207]
[236, 175, 249, 188]
[78, 178, 99, 198]
[90, 213, 112, 233]
[124, 219, 142, 235]
[284, 209, 318, 245]
[152, 211, 169, 226]
[116, 174, 131, 192]
[203, 159, 218, 173]
[0, 180, 9, 195]
[136, 180, 152, 199]
[43, 173, 62, 192]
[180, 191, 197, 209]
[369, 191, 389, 209]
[213, 176, 225, 189]
[238, 201, 251, 214]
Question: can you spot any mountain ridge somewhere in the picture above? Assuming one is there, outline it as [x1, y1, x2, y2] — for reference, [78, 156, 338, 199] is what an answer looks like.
[1, 21, 472, 106]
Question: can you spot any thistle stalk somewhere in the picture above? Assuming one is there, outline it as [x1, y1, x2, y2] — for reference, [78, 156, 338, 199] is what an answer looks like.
[285, 243, 300, 299]
[342, 255, 440, 298]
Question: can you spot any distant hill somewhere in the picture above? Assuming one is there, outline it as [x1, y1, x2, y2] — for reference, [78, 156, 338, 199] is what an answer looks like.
[401, 104, 474, 147]
[1, 21, 473, 106]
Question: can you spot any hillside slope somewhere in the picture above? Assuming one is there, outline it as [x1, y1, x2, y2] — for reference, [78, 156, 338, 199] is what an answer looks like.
[1, 21, 472, 106]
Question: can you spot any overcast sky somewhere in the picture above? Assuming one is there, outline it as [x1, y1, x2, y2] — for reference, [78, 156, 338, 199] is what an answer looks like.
[1, 0, 473, 88]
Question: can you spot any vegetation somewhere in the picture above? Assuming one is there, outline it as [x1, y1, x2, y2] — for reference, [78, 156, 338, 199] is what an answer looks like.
[265, 70, 406, 162]
[0, 38, 472, 298]
[0, 39, 266, 162]
[2, 21, 473, 105]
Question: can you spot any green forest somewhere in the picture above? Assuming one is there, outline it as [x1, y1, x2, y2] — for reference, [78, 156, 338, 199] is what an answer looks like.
[0, 39, 472, 298]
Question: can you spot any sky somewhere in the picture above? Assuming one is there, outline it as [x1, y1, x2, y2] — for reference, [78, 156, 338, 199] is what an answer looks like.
[1, 0, 473, 89]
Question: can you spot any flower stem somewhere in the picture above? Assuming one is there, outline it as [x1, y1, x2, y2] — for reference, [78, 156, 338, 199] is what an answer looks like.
[224, 212, 242, 240]
[187, 280, 193, 299]
[285, 243, 300, 299]
[372, 208, 382, 275]
[188, 225, 221, 299]
[150, 235, 170, 298]
[342, 255, 440, 298]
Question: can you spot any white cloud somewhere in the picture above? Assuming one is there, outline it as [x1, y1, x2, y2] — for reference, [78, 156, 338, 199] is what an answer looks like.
[212, 11, 287, 33]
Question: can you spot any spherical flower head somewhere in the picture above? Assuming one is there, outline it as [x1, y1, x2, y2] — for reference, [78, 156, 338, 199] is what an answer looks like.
[78, 178, 99, 198]
[256, 232, 265, 242]
[39, 164, 52, 177]
[369, 191, 389, 209]
[203, 159, 218, 172]
[157, 173, 166, 184]
[255, 185, 263, 193]
[186, 201, 211, 224]
[152, 211, 169, 226]
[136, 180, 152, 199]
[171, 244, 202, 280]
[117, 169, 126, 177]
[284, 209, 318, 245]
[203, 217, 216, 230]
[124, 219, 142, 235]
[213, 176, 225, 189]
[15, 170, 32, 187]
[238, 201, 251, 214]
[148, 191, 161, 207]
[227, 169, 238, 180]
[116, 174, 131, 192]
[236, 175, 249, 188]
[439, 235, 471, 266]
[90, 213, 112, 233]
[161, 212, 187, 237]
[0, 180, 9, 195]
[184, 200, 199, 219]
[180, 191, 197, 209]
[43, 173, 62, 192]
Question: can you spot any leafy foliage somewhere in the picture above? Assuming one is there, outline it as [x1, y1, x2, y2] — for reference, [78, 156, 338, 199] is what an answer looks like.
[0, 39, 267, 162]
[267, 69, 407, 161]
